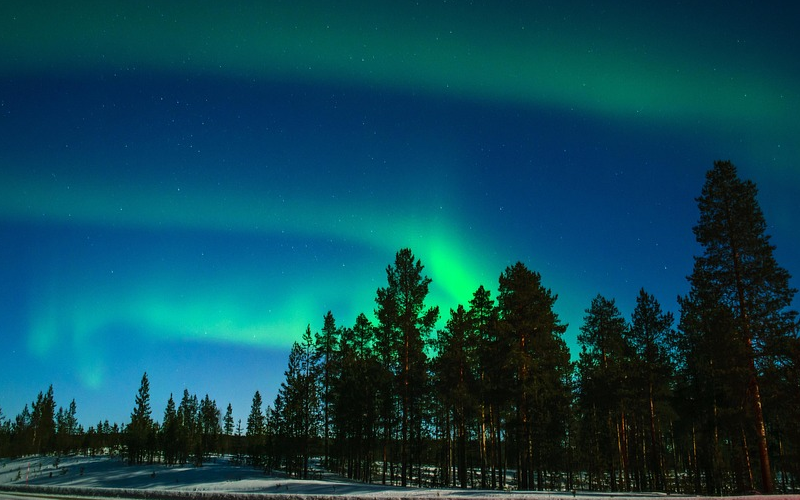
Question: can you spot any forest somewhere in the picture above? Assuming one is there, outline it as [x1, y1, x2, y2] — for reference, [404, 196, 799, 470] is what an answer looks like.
[1, 161, 798, 495]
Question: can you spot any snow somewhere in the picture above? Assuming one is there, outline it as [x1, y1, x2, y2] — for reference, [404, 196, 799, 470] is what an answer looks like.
[0, 455, 795, 500]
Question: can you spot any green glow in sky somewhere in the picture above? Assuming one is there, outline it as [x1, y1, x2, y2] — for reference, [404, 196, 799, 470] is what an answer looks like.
[2, 2, 795, 153]
[14, 165, 494, 388]
[3, 1, 797, 400]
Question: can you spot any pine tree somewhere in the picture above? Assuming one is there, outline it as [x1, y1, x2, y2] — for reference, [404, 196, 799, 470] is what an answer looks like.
[331, 312, 380, 481]
[162, 394, 179, 465]
[0, 407, 8, 457]
[497, 263, 571, 490]
[177, 389, 198, 465]
[223, 403, 234, 456]
[686, 160, 798, 493]
[246, 390, 265, 465]
[375, 248, 439, 487]
[468, 285, 502, 489]
[434, 304, 478, 488]
[128, 373, 154, 465]
[276, 326, 320, 478]
[628, 289, 674, 491]
[676, 289, 748, 494]
[55, 399, 79, 454]
[197, 395, 221, 464]
[30, 385, 56, 455]
[576, 295, 631, 491]
[315, 311, 339, 468]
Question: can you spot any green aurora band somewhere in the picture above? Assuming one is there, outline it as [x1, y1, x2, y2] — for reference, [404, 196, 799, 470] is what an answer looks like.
[2, 2, 796, 160]
[2, 2, 797, 390]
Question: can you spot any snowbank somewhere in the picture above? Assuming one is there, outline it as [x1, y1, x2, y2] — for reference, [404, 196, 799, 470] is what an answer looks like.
[0, 455, 795, 500]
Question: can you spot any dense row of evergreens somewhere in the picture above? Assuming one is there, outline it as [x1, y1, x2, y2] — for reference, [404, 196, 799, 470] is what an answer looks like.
[1, 161, 797, 495]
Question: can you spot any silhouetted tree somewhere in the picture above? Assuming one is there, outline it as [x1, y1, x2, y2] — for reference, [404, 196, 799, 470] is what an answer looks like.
[626, 289, 675, 491]
[433, 304, 478, 488]
[375, 248, 439, 486]
[197, 395, 221, 464]
[576, 295, 631, 491]
[468, 285, 503, 489]
[315, 311, 339, 468]
[684, 160, 798, 493]
[162, 394, 179, 465]
[246, 390, 265, 465]
[127, 373, 154, 465]
[276, 326, 320, 478]
[222, 403, 234, 456]
[497, 262, 571, 490]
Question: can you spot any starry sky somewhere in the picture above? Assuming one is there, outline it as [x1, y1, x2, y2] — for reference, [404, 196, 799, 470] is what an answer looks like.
[1, 1, 798, 428]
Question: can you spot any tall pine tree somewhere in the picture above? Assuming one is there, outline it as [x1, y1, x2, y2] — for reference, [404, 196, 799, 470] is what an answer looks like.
[685, 160, 798, 493]
[128, 373, 154, 465]
[497, 262, 571, 490]
[576, 295, 631, 491]
[246, 390, 265, 465]
[628, 289, 675, 491]
[375, 248, 439, 487]
[315, 311, 339, 469]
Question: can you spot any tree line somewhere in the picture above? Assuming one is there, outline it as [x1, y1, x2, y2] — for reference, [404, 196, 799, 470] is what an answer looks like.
[1, 161, 797, 495]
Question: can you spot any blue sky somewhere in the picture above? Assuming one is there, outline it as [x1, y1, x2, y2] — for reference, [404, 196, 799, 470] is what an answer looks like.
[1, 1, 798, 427]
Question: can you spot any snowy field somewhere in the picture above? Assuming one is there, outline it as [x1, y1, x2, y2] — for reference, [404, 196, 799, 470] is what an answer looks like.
[0, 455, 795, 500]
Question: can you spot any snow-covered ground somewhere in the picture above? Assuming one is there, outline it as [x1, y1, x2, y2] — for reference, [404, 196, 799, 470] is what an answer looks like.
[0, 455, 794, 500]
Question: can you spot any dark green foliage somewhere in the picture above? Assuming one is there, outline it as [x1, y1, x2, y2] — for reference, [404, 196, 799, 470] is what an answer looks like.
[161, 394, 179, 465]
[245, 390, 265, 465]
[197, 395, 221, 465]
[468, 285, 502, 489]
[127, 373, 155, 465]
[222, 403, 234, 456]
[433, 304, 478, 488]
[576, 295, 631, 491]
[55, 399, 80, 455]
[375, 248, 439, 487]
[315, 311, 338, 468]
[677, 160, 799, 494]
[626, 289, 675, 491]
[329, 313, 381, 482]
[31, 386, 57, 456]
[0, 407, 9, 457]
[270, 326, 320, 478]
[497, 263, 572, 490]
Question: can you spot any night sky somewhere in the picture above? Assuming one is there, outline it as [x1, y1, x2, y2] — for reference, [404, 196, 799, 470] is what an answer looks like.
[1, 2, 798, 428]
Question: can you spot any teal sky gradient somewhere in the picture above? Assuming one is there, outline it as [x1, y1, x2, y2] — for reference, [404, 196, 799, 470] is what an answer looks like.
[1, 1, 797, 426]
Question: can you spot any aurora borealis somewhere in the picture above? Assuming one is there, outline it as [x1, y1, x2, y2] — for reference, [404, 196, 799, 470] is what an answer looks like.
[1, 1, 798, 427]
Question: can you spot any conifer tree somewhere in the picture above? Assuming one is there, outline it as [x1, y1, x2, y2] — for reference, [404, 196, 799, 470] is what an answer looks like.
[315, 311, 339, 468]
[197, 395, 221, 464]
[223, 403, 234, 435]
[177, 389, 199, 465]
[30, 385, 56, 455]
[434, 304, 478, 488]
[55, 399, 79, 454]
[223, 403, 234, 456]
[330, 312, 380, 481]
[246, 390, 265, 465]
[683, 160, 798, 493]
[628, 289, 674, 491]
[128, 373, 154, 465]
[276, 326, 320, 478]
[577, 295, 631, 491]
[375, 248, 439, 487]
[162, 394, 179, 465]
[468, 285, 501, 489]
[497, 263, 571, 490]
[0, 407, 8, 457]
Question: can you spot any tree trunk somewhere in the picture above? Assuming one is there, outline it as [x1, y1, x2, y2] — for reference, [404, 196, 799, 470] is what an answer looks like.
[726, 199, 774, 494]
